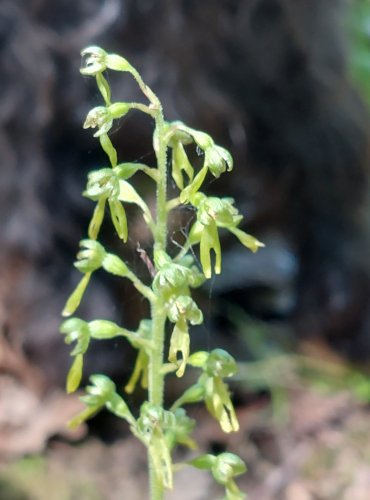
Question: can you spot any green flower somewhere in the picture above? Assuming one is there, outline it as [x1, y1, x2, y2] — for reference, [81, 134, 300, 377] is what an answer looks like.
[167, 121, 233, 201]
[83, 106, 113, 137]
[152, 262, 192, 296]
[168, 296, 203, 377]
[205, 348, 238, 378]
[84, 168, 120, 201]
[74, 239, 105, 273]
[62, 240, 131, 317]
[171, 349, 239, 433]
[204, 144, 233, 178]
[69, 374, 135, 429]
[80, 47, 133, 76]
[60, 318, 90, 393]
[83, 103, 131, 138]
[188, 194, 264, 278]
[84, 168, 129, 242]
[60, 318, 90, 356]
[80, 46, 108, 75]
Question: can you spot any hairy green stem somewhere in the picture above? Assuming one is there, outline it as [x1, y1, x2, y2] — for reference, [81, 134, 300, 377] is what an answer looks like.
[148, 101, 168, 500]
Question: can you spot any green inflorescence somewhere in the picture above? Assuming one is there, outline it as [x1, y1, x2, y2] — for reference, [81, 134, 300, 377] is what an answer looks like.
[61, 46, 264, 500]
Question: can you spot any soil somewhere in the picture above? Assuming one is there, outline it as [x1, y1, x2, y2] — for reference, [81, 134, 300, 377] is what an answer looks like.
[1, 366, 370, 500]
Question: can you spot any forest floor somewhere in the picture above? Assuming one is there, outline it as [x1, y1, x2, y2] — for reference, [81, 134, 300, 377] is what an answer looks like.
[1, 339, 370, 500]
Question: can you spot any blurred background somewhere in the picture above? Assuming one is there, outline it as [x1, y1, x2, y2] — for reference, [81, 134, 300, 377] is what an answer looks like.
[1, 0, 370, 498]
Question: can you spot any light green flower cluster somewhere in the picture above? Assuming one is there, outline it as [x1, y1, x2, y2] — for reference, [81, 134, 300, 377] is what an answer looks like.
[61, 46, 264, 500]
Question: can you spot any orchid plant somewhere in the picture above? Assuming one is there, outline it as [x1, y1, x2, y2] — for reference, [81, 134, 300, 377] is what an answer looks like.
[61, 46, 264, 500]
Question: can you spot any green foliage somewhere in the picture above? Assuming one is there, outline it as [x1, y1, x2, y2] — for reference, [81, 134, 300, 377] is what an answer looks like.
[62, 46, 264, 499]
[349, 0, 370, 105]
